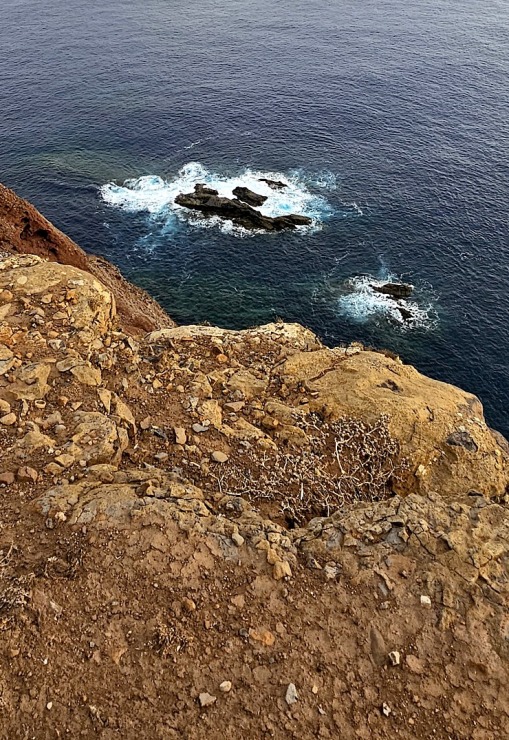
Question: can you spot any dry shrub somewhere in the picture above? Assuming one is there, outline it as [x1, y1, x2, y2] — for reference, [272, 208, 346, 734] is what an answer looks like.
[151, 622, 189, 658]
[216, 414, 406, 526]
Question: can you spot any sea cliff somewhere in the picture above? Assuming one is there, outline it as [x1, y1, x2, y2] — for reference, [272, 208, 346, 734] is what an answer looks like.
[0, 184, 508, 738]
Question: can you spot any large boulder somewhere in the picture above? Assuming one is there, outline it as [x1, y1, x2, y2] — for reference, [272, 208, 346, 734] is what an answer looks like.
[0, 183, 172, 333]
[277, 345, 509, 499]
[371, 282, 414, 299]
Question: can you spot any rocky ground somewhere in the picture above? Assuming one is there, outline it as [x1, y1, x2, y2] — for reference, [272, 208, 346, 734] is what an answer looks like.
[0, 192, 509, 739]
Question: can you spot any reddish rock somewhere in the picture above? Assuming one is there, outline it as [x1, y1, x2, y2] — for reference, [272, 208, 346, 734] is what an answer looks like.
[17, 466, 39, 483]
[0, 183, 174, 335]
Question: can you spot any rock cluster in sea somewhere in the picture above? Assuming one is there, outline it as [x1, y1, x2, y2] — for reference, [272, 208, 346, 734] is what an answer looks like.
[175, 183, 312, 231]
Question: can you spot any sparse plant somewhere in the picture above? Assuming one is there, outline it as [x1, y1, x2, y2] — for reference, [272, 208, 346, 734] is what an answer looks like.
[211, 414, 406, 526]
[151, 621, 189, 658]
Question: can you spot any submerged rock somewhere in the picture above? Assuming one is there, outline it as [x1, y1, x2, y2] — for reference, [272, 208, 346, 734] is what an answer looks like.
[259, 177, 287, 190]
[396, 305, 413, 322]
[175, 184, 311, 231]
[232, 186, 267, 207]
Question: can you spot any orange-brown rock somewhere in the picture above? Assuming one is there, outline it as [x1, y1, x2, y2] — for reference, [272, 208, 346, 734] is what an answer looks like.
[0, 182, 173, 334]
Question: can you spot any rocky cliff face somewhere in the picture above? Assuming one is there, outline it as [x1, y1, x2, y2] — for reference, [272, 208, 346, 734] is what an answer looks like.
[0, 183, 173, 334]
[1, 190, 509, 738]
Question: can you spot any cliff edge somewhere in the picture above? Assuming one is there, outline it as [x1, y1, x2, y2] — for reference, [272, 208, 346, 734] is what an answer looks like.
[0, 190, 508, 739]
[0, 183, 174, 334]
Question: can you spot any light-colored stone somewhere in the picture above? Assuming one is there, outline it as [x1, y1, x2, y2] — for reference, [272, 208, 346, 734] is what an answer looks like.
[198, 692, 216, 708]
[273, 560, 292, 580]
[97, 388, 112, 414]
[192, 423, 209, 434]
[174, 427, 187, 445]
[8, 363, 51, 400]
[285, 683, 298, 705]
[0, 344, 15, 376]
[70, 363, 102, 387]
[17, 466, 38, 483]
[388, 650, 401, 666]
[114, 396, 136, 433]
[211, 451, 228, 464]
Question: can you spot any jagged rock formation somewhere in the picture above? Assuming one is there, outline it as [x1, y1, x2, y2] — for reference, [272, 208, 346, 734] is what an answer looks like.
[371, 282, 414, 299]
[175, 184, 312, 231]
[0, 193, 509, 737]
[259, 177, 287, 190]
[232, 186, 268, 207]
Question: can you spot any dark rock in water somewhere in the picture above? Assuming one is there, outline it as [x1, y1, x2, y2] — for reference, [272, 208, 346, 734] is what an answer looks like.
[259, 178, 287, 190]
[279, 214, 312, 226]
[175, 189, 312, 231]
[194, 183, 219, 196]
[396, 305, 413, 321]
[371, 282, 414, 300]
[232, 186, 267, 207]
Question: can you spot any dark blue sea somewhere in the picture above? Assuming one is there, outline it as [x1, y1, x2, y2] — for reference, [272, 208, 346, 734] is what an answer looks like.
[1, 0, 509, 435]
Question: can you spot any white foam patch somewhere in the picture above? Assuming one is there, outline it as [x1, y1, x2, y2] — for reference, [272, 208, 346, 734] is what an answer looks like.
[337, 276, 437, 330]
[100, 162, 334, 235]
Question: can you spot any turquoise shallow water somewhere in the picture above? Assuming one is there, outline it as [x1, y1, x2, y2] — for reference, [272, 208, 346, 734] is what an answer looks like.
[1, 0, 509, 434]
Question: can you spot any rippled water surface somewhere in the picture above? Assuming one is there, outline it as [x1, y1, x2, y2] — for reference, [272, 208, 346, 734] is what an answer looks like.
[1, 0, 509, 434]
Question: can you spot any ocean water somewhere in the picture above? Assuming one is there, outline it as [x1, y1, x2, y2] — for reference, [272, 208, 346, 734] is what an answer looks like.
[1, 0, 509, 435]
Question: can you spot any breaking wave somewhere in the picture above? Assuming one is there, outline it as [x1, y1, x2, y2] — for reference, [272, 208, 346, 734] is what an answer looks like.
[100, 162, 336, 236]
[337, 275, 438, 331]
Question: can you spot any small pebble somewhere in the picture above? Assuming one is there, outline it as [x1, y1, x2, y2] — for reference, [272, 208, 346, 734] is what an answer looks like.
[198, 692, 217, 707]
[420, 595, 432, 608]
[389, 650, 401, 666]
[192, 423, 209, 434]
[219, 681, 232, 693]
[211, 450, 229, 463]
[285, 683, 298, 705]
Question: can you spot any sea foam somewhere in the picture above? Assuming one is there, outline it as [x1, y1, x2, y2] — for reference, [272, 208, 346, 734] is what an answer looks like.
[337, 275, 437, 331]
[100, 162, 335, 235]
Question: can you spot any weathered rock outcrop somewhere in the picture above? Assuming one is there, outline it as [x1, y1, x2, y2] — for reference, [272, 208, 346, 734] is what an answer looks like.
[175, 184, 312, 231]
[0, 183, 173, 333]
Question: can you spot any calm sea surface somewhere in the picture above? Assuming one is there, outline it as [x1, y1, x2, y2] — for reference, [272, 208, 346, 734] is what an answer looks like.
[1, 0, 509, 434]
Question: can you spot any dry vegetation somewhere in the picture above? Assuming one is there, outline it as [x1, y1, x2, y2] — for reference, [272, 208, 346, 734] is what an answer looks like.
[213, 414, 406, 526]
